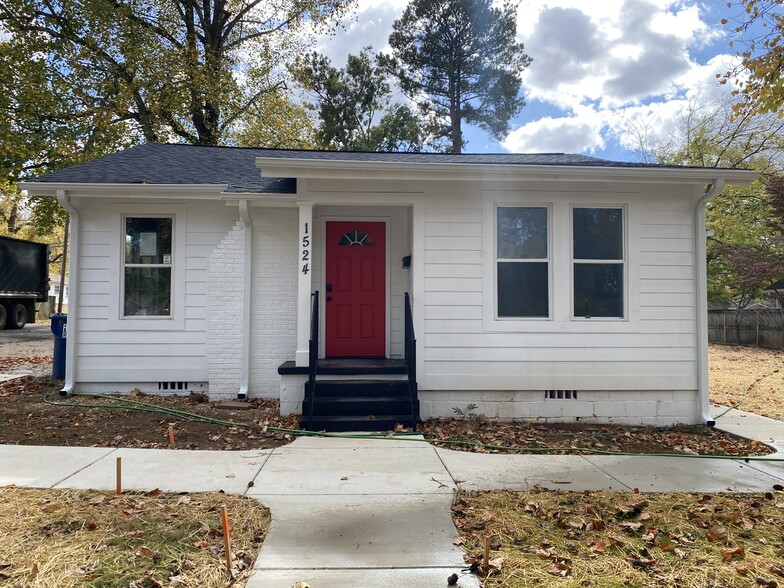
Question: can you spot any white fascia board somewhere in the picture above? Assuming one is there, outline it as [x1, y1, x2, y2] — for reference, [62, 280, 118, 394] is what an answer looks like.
[19, 182, 230, 199]
[255, 158, 759, 186]
[221, 192, 298, 207]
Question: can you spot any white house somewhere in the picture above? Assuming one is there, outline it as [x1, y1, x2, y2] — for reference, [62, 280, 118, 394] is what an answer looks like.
[22, 144, 757, 430]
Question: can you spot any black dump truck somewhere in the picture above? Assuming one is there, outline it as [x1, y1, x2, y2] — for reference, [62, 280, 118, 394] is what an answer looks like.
[0, 235, 49, 329]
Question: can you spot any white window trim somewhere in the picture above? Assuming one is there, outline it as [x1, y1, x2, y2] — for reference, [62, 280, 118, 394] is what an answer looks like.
[570, 204, 628, 321]
[494, 204, 552, 320]
[121, 214, 175, 319]
[108, 203, 187, 331]
[482, 193, 555, 332]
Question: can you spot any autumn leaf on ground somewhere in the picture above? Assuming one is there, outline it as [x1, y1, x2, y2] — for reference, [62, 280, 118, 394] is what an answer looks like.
[706, 522, 729, 542]
[488, 556, 504, 570]
[547, 561, 572, 576]
[722, 547, 745, 562]
[136, 546, 154, 558]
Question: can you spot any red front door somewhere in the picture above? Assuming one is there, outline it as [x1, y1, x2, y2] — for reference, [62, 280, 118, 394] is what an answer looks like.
[325, 221, 386, 357]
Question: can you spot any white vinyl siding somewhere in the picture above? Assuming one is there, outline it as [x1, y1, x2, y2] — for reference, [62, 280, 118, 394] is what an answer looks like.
[75, 198, 238, 384]
[421, 183, 697, 393]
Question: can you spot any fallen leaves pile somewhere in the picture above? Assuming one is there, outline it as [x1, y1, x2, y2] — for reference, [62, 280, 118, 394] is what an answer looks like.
[0, 486, 269, 587]
[419, 418, 773, 456]
[455, 488, 784, 587]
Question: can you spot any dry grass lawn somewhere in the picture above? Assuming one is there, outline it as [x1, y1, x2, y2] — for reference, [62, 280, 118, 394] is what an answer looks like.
[456, 489, 784, 588]
[0, 487, 269, 587]
[709, 344, 784, 421]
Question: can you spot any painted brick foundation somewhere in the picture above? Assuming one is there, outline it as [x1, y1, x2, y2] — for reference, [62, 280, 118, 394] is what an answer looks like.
[418, 389, 702, 426]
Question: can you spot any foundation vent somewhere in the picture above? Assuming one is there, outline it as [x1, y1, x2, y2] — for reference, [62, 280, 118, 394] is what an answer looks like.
[545, 390, 578, 400]
[159, 381, 189, 391]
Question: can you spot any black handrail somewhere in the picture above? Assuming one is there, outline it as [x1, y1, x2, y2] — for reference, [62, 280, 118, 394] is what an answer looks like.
[404, 292, 418, 431]
[308, 291, 319, 430]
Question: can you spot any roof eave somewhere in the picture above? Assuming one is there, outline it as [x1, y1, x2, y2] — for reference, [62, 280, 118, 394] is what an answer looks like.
[254, 157, 760, 185]
[20, 182, 232, 199]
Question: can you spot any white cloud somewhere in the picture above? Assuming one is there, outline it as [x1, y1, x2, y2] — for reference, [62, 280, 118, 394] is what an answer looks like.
[316, 1, 407, 62]
[502, 110, 606, 154]
[311, 0, 739, 159]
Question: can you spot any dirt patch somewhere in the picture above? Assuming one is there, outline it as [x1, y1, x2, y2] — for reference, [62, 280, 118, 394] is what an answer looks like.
[0, 375, 771, 456]
[0, 376, 300, 450]
[709, 343, 784, 421]
[0, 486, 268, 587]
[0, 343, 780, 455]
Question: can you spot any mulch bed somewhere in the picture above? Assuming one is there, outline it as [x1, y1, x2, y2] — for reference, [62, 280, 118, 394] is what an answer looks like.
[0, 372, 773, 456]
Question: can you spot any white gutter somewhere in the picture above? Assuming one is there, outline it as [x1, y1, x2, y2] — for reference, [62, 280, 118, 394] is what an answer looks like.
[695, 179, 725, 426]
[237, 199, 253, 400]
[255, 157, 757, 186]
[56, 190, 80, 396]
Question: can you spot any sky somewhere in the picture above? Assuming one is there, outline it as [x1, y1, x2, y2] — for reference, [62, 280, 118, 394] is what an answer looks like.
[310, 0, 749, 162]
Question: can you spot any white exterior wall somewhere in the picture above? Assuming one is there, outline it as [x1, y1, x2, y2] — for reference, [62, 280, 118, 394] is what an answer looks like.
[416, 181, 700, 425]
[75, 197, 237, 394]
[248, 207, 299, 397]
[69, 174, 705, 424]
[207, 220, 245, 399]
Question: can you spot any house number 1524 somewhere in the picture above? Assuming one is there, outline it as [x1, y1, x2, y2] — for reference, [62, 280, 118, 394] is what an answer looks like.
[301, 222, 310, 274]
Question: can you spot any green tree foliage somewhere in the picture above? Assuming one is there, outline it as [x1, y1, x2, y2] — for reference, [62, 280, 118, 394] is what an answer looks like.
[1, 0, 351, 264]
[384, 0, 531, 153]
[654, 96, 784, 306]
[231, 89, 317, 149]
[292, 48, 438, 151]
[722, 1, 784, 117]
[0, 33, 127, 250]
[0, 0, 353, 147]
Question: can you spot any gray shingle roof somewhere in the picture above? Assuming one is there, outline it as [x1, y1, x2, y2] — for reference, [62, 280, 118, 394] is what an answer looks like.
[30, 142, 698, 193]
[33, 143, 296, 194]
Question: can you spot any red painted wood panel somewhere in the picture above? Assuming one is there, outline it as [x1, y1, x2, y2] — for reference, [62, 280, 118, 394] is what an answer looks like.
[325, 221, 386, 357]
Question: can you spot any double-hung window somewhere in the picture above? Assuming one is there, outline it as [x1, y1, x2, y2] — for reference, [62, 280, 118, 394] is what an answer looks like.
[572, 207, 624, 318]
[496, 206, 549, 318]
[123, 216, 173, 317]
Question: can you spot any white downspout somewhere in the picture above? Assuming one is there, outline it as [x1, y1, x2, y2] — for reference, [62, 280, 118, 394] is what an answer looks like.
[238, 199, 253, 400]
[694, 179, 725, 426]
[56, 190, 80, 396]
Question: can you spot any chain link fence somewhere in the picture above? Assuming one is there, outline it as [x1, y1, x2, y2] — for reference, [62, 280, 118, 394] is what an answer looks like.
[708, 309, 784, 350]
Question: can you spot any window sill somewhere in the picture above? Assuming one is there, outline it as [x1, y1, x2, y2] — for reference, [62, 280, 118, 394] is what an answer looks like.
[108, 316, 185, 331]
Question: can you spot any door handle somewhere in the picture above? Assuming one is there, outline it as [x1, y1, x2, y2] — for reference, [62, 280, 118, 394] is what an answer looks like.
[326, 296, 332, 302]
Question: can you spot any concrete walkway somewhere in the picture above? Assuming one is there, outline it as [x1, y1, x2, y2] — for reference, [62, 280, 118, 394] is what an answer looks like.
[2, 407, 784, 587]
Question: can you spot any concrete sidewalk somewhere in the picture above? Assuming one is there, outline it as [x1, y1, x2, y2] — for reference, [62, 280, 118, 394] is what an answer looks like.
[2, 407, 784, 587]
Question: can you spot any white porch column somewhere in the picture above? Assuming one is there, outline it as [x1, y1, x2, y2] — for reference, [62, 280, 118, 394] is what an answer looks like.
[295, 202, 314, 366]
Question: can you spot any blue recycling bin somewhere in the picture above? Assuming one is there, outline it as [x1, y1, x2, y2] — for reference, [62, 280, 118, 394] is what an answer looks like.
[51, 313, 67, 380]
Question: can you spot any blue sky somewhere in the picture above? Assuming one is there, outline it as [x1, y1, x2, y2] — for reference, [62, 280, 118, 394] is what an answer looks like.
[312, 0, 750, 161]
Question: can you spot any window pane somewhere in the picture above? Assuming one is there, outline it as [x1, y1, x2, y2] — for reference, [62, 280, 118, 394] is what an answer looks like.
[574, 264, 623, 318]
[124, 267, 171, 316]
[573, 208, 622, 260]
[125, 217, 172, 264]
[497, 207, 547, 259]
[498, 262, 548, 317]
[339, 230, 373, 246]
